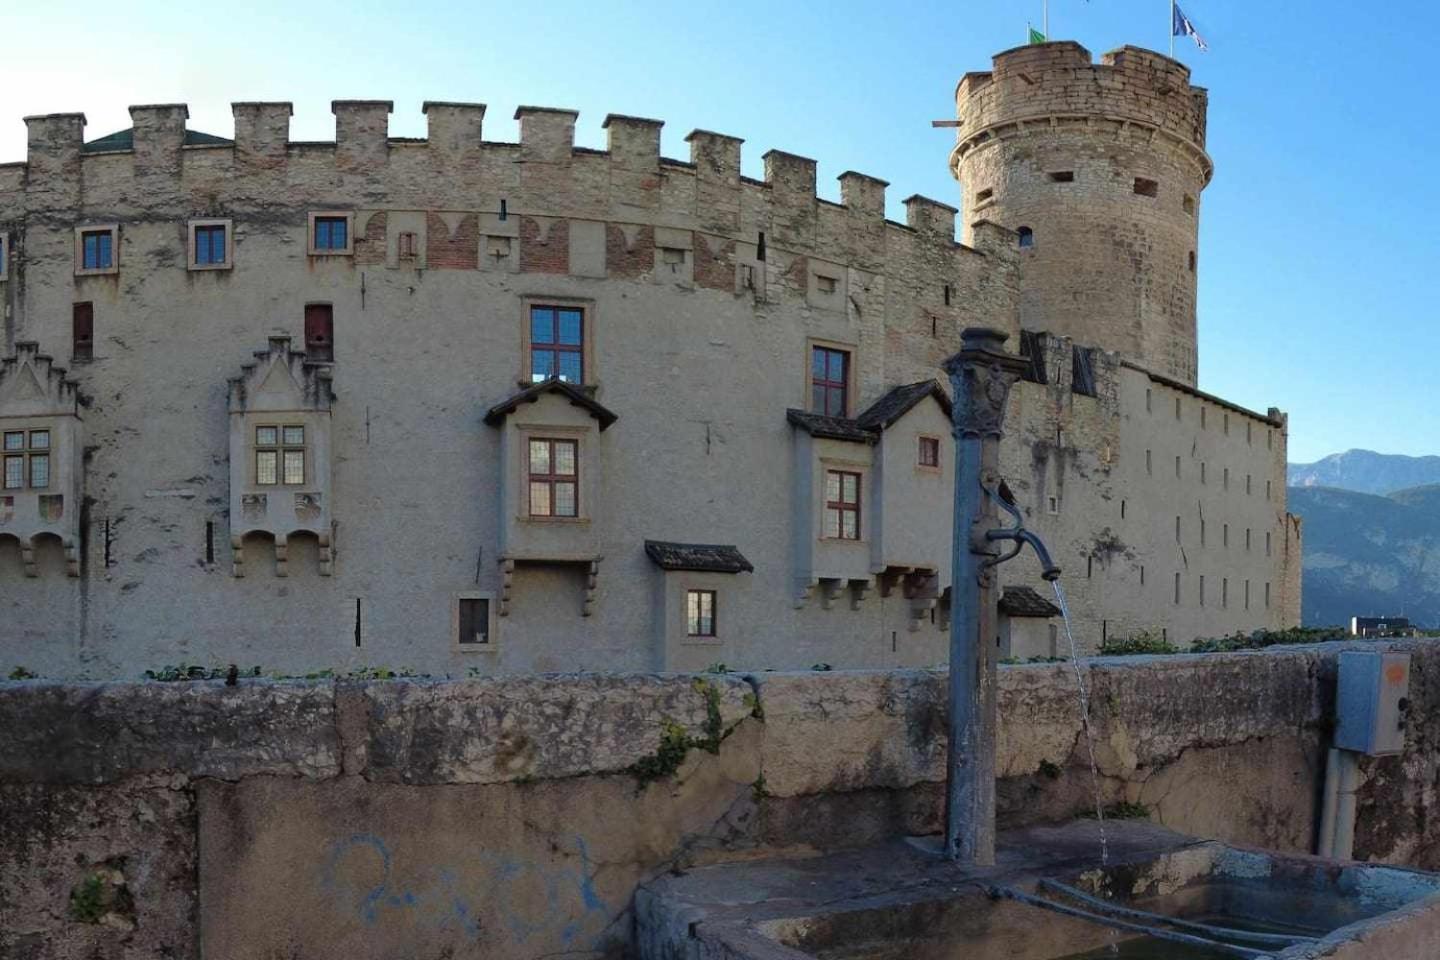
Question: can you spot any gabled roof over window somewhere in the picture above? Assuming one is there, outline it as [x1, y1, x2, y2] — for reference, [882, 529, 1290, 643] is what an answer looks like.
[484, 377, 619, 430]
[787, 380, 951, 443]
[998, 585, 1061, 619]
[644, 540, 754, 573]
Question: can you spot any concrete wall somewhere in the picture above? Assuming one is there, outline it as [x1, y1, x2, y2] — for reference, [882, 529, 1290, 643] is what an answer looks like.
[5, 639, 1440, 959]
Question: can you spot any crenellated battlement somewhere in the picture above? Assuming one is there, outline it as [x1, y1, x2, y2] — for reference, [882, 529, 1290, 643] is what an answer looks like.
[955, 41, 1209, 177]
[0, 100, 987, 266]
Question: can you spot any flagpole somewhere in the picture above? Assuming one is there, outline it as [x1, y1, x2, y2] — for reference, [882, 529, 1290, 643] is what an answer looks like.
[1170, 0, 1176, 56]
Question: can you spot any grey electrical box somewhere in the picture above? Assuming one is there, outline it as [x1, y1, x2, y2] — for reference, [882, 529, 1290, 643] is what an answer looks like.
[1335, 651, 1411, 757]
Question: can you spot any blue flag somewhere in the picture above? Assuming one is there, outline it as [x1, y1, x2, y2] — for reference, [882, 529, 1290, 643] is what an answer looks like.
[1173, 3, 1209, 52]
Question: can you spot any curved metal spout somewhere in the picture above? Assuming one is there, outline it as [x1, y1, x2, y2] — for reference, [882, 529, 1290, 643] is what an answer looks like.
[982, 481, 1062, 581]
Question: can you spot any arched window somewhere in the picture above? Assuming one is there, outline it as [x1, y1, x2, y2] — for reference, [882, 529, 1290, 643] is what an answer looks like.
[1017, 226, 1034, 248]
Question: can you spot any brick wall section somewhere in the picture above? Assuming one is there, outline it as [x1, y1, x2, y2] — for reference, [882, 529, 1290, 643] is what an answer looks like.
[355, 211, 387, 266]
[426, 212, 478, 269]
[605, 224, 653, 279]
[693, 234, 736, 291]
[519, 216, 569, 274]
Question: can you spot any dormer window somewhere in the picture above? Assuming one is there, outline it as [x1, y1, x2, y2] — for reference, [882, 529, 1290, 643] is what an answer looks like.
[254, 425, 306, 486]
[530, 305, 584, 383]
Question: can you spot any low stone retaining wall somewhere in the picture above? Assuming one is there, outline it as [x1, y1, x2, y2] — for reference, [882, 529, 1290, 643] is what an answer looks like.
[3, 640, 1437, 959]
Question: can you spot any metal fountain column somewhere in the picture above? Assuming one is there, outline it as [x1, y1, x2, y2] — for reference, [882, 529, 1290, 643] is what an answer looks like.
[942, 328, 1030, 864]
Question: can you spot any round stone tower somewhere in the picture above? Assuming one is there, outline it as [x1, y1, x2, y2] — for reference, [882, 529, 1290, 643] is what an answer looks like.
[953, 42, 1212, 385]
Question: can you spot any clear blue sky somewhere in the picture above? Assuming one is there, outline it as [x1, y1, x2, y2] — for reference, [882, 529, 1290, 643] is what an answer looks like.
[0, 0, 1426, 464]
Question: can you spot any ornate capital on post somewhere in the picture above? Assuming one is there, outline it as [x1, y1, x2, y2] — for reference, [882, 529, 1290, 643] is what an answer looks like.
[942, 327, 1028, 440]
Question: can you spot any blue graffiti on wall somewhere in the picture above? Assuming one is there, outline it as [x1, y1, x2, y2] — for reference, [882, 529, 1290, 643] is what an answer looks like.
[319, 832, 611, 947]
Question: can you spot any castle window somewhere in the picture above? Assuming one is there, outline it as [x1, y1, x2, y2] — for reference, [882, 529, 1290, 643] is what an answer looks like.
[1175, 455, 1181, 479]
[528, 438, 579, 518]
[1019, 330, 1049, 384]
[1223, 413, 1230, 435]
[398, 231, 419, 261]
[0, 235, 8, 281]
[1265, 582, 1271, 608]
[687, 589, 718, 638]
[189, 219, 232, 270]
[1146, 388, 1152, 413]
[1200, 462, 1207, 484]
[811, 345, 850, 417]
[1224, 467, 1230, 490]
[1201, 408, 1207, 430]
[1133, 177, 1159, 198]
[824, 470, 861, 540]
[1049, 171, 1074, 183]
[1245, 580, 1251, 609]
[1175, 516, 1181, 543]
[1174, 571, 1181, 604]
[2, 430, 49, 490]
[530, 305, 585, 384]
[918, 436, 941, 468]
[1199, 575, 1206, 605]
[975, 188, 994, 204]
[1146, 449, 1152, 476]
[1246, 527, 1252, 551]
[1017, 226, 1034, 249]
[1222, 578, 1228, 608]
[1175, 397, 1182, 420]
[1247, 474, 1253, 495]
[1121, 500, 1126, 519]
[1188, 251, 1196, 273]
[305, 304, 334, 362]
[456, 597, 492, 647]
[255, 425, 306, 486]
[1183, 195, 1195, 215]
[308, 212, 355, 256]
[1071, 346, 1096, 397]
[1266, 530, 1272, 556]
[75, 225, 119, 275]
[73, 303, 94, 363]
[1048, 496, 1059, 515]
[1223, 523, 1229, 548]
[815, 274, 837, 294]
[1247, 422, 1253, 445]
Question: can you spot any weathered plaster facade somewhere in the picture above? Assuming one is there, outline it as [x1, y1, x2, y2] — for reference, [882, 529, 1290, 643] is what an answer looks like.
[0, 43, 1298, 677]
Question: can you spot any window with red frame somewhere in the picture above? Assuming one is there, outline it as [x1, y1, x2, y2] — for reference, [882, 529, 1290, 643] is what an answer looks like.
[528, 438, 578, 517]
[824, 470, 861, 540]
[918, 436, 940, 467]
[811, 346, 849, 417]
[530, 305, 584, 383]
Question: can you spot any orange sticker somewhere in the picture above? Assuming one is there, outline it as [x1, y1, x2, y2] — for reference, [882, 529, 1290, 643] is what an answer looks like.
[1386, 664, 1408, 685]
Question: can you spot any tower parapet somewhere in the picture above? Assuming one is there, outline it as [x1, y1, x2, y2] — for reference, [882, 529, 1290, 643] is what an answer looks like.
[953, 42, 1212, 385]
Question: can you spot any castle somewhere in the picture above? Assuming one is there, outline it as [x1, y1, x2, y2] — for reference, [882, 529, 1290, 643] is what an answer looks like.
[0, 42, 1300, 678]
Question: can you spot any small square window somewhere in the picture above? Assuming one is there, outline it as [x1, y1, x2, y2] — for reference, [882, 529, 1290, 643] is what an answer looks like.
[29, 430, 49, 450]
[308, 213, 354, 256]
[1133, 177, 1159, 198]
[3, 431, 22, 451]
[283, 426, 305, 446]
[918, 436, 941, 468]
[75, 225, 119, 275]
[190, 220, 232, 270]
[661, 246, 686, 266]
[816, 275, 838, 295]
[256, 426, 278, 446]
[687, 589, 717, 637]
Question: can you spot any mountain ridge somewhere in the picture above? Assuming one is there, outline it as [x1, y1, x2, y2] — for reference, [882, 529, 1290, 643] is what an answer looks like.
[1289, 449, 1440, 495]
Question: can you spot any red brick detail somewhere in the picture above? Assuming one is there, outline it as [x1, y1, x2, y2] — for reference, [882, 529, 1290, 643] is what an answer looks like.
[605, 224, 654, 279]
[519, 217, 570, 274]
[355, 211, 387, 266]
[426, 212, 479, 269]
[693, 234, 736, 291]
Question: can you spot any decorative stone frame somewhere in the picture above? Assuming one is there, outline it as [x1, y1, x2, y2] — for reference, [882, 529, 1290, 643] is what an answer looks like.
[74, 224, 119, 276]
[307, 211, 355, 257]
[187, 218, 234, 271]
[451, 590, 499, 653]
[519, 295, 597, 388]
[515, 423, 592, 525]
[804, 337, 858, 418]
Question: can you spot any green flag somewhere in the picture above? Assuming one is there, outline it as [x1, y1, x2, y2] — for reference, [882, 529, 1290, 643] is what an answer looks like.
[1029, 25, 1046, 43]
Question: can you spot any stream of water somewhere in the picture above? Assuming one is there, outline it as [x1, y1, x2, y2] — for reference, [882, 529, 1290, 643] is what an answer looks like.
[1050, 580, 1117, 955]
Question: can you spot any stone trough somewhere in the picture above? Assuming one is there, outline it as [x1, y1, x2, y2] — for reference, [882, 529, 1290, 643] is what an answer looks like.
[637, 821, 1440, 960]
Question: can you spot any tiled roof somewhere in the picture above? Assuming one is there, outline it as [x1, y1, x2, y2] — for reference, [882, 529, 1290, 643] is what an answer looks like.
[787, 380, 951, 443]
[785, 409, 877, 443]
[644, 541, 754, 573]
[998, 585, 1061, 619]
[483, 378, 618, 430]
[855, 380, 952, 431]
[83, 128, 233, 153]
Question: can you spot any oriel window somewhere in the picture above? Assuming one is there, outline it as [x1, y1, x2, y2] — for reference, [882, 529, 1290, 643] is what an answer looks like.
[2, 430, 50, 490]
[255, 425, 306, 486]
[824, 470, 861, 540]
[528, 438, 578, 517]
[530, 306, 584, 383]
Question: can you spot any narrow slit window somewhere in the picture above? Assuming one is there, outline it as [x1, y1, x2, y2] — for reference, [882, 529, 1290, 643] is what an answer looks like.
[824, 470, 861, 540]
[530, 305, 585, 383]
[528, 438, 579, 518]
[687, 589, 717, 637]
[1188, 250, 1196, 273]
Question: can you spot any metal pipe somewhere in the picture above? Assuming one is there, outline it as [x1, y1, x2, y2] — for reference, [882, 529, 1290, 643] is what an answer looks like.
[1334, 749, 1361, 860]
[1318, 746, 1341, 857]
[991, 886, 1274, 959]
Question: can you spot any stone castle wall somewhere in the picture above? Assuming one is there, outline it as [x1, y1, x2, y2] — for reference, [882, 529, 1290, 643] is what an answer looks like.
[4, 640, 1439, 958]
[954, 43, 1210, 385]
